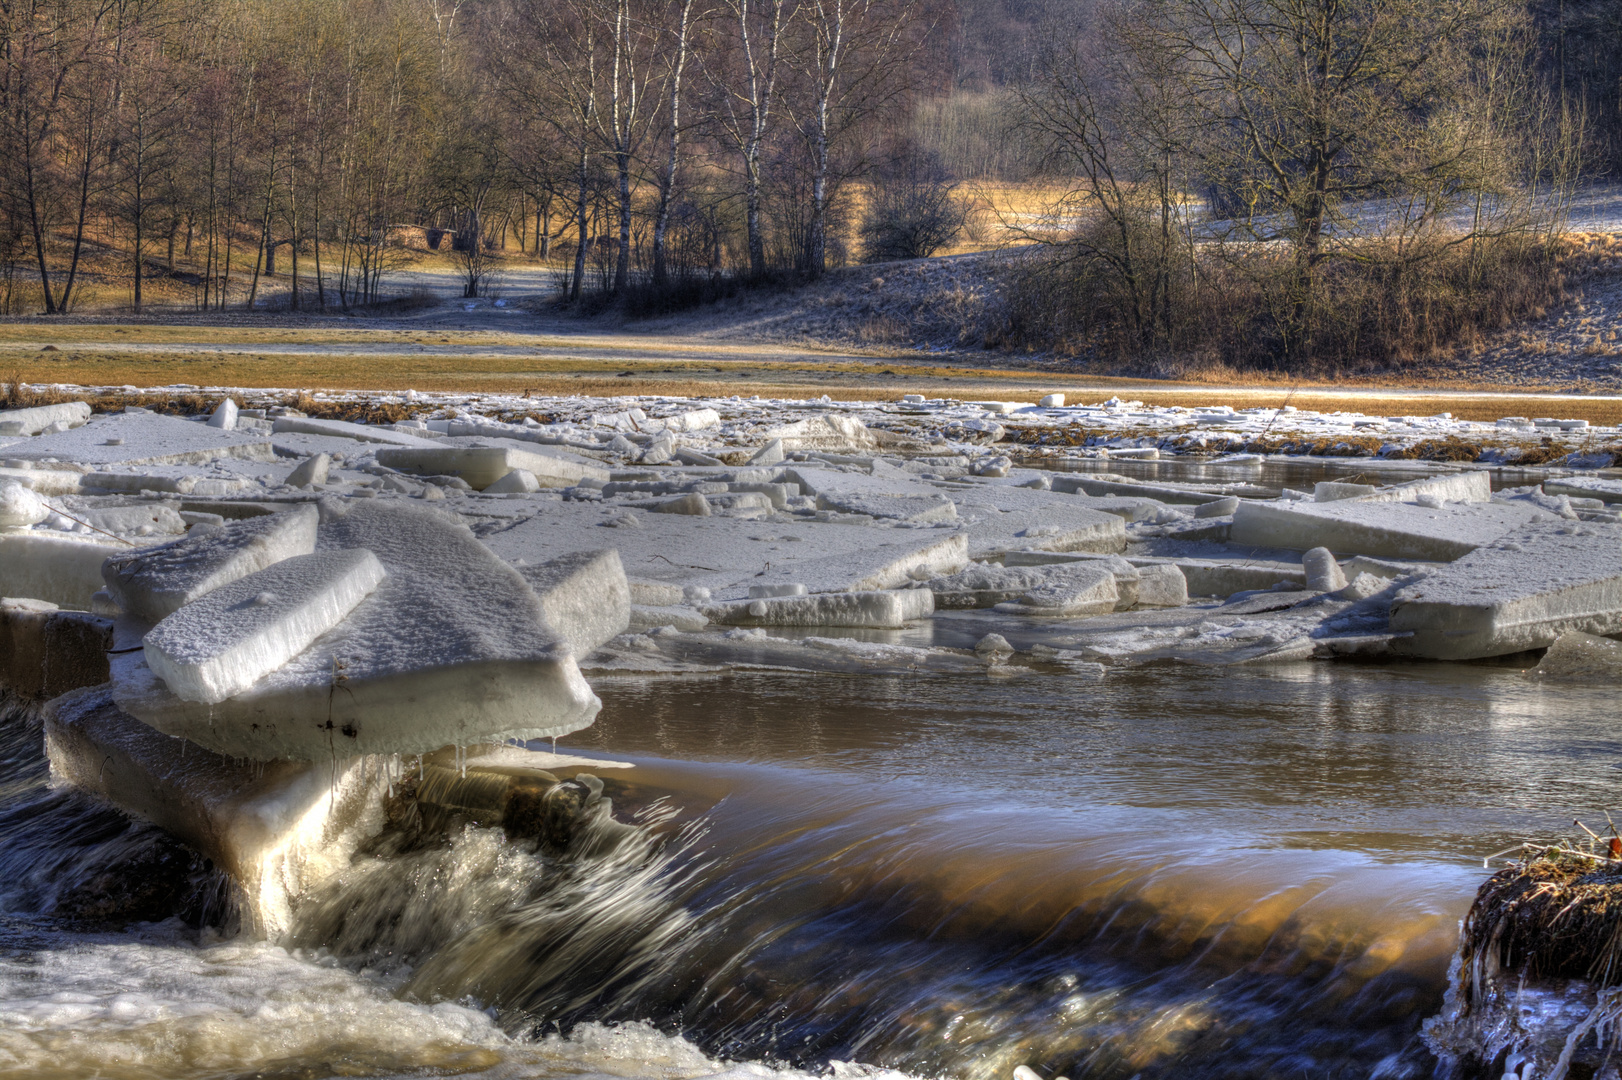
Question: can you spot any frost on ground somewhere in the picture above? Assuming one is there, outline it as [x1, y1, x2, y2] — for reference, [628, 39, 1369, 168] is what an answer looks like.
[1, 385, 1620, 934]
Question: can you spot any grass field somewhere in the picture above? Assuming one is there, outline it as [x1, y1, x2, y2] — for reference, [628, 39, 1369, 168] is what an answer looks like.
[7, 337, 1622, 426]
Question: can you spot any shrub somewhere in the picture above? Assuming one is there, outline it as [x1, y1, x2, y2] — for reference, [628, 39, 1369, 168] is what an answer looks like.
[860, 173, 969, 262]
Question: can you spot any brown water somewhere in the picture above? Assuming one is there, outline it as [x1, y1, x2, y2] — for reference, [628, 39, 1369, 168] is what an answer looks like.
[0, 657, 1610, 1080]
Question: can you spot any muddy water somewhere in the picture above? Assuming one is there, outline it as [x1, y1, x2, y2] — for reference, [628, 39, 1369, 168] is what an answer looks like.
[2, 659, 1615, 1079]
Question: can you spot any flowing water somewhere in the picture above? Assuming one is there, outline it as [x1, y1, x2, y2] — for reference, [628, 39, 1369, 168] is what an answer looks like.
[1, 653, 1617, 1080]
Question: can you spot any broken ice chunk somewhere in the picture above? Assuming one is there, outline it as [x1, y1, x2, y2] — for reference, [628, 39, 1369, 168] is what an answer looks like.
[1302, 547, 1348, 592]
[143, 548, 386, 704]
[102, 503, 319, 622]
[208, 398, 238, 430]
[485, 468, 542, 494]
[112, 501, 602, 760]
[1530, 631, 1622, 681]
[0, 400, 91, 436]
[1391, 522, 1622, 658]
[992, 564, 1118, 616]
[286, 453, 330, 488]
[0, 480, 49, 526]
[375, 445, 610, 489]
[707, 588, 935, 628]
[516, 548, 630, 657]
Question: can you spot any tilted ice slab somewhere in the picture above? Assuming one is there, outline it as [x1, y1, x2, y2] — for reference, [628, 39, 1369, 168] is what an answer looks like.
[1344, 471, 1490, 504]
[102, 503, 319, 622]
[0, 400, 90, 435]
[1544, 476, 1622, 504]
[993, 564, 1120, 616]
[376, 444, 610, 489]
[3, 410, 276, 468]
[815, 492, 958, 523]
[45, 684, 389, 939]
[705, 587, 935, 628]
[1389, 522, 1622, 659]
[270, 416, 441, 446]
[1230, 498, 1552, 560]
[143, 549, 387, 704]
[514, 548, 631, 657]
[112, 500, 601, 760]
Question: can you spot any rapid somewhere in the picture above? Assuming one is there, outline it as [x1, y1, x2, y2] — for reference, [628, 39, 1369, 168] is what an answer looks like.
[1, 654, 1614, 1080]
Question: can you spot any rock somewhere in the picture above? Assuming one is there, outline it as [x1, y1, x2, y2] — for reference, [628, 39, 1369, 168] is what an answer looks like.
[208, 398, 239, 430]
[102, 504, 320, 622]
[1302, 547, 1348, 592]
[142, 548, 388, 705]
[286, 453, 330, 487]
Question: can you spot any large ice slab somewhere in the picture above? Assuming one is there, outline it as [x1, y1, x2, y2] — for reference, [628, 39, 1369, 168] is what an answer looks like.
[143, 548, 387, 704]
[45, 684, 388, 938]
[101, 503, 320, 622]
[0, 598, 110, 700]
[483, 501, 969, 600]
[112, 500, 601, 760]
[0, 400, 90, 435]
[705, 587, 935, 628]
[947, 484, 1126, 556]
[0, 531, 134, 609]
[1390, 522, 1622, 659]
[3, 410, 276, 468]
[1230, 498, 1550, 560]
[375, 445, 610, 489]
[270, 416, 440, 446]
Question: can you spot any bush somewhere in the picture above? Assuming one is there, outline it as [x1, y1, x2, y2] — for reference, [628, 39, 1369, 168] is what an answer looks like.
[1002, 223, 1577, 374]
[860, 173, 969, 262]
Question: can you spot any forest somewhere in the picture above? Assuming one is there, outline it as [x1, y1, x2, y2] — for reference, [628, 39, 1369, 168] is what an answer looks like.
[5, 0, 1622, 370]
